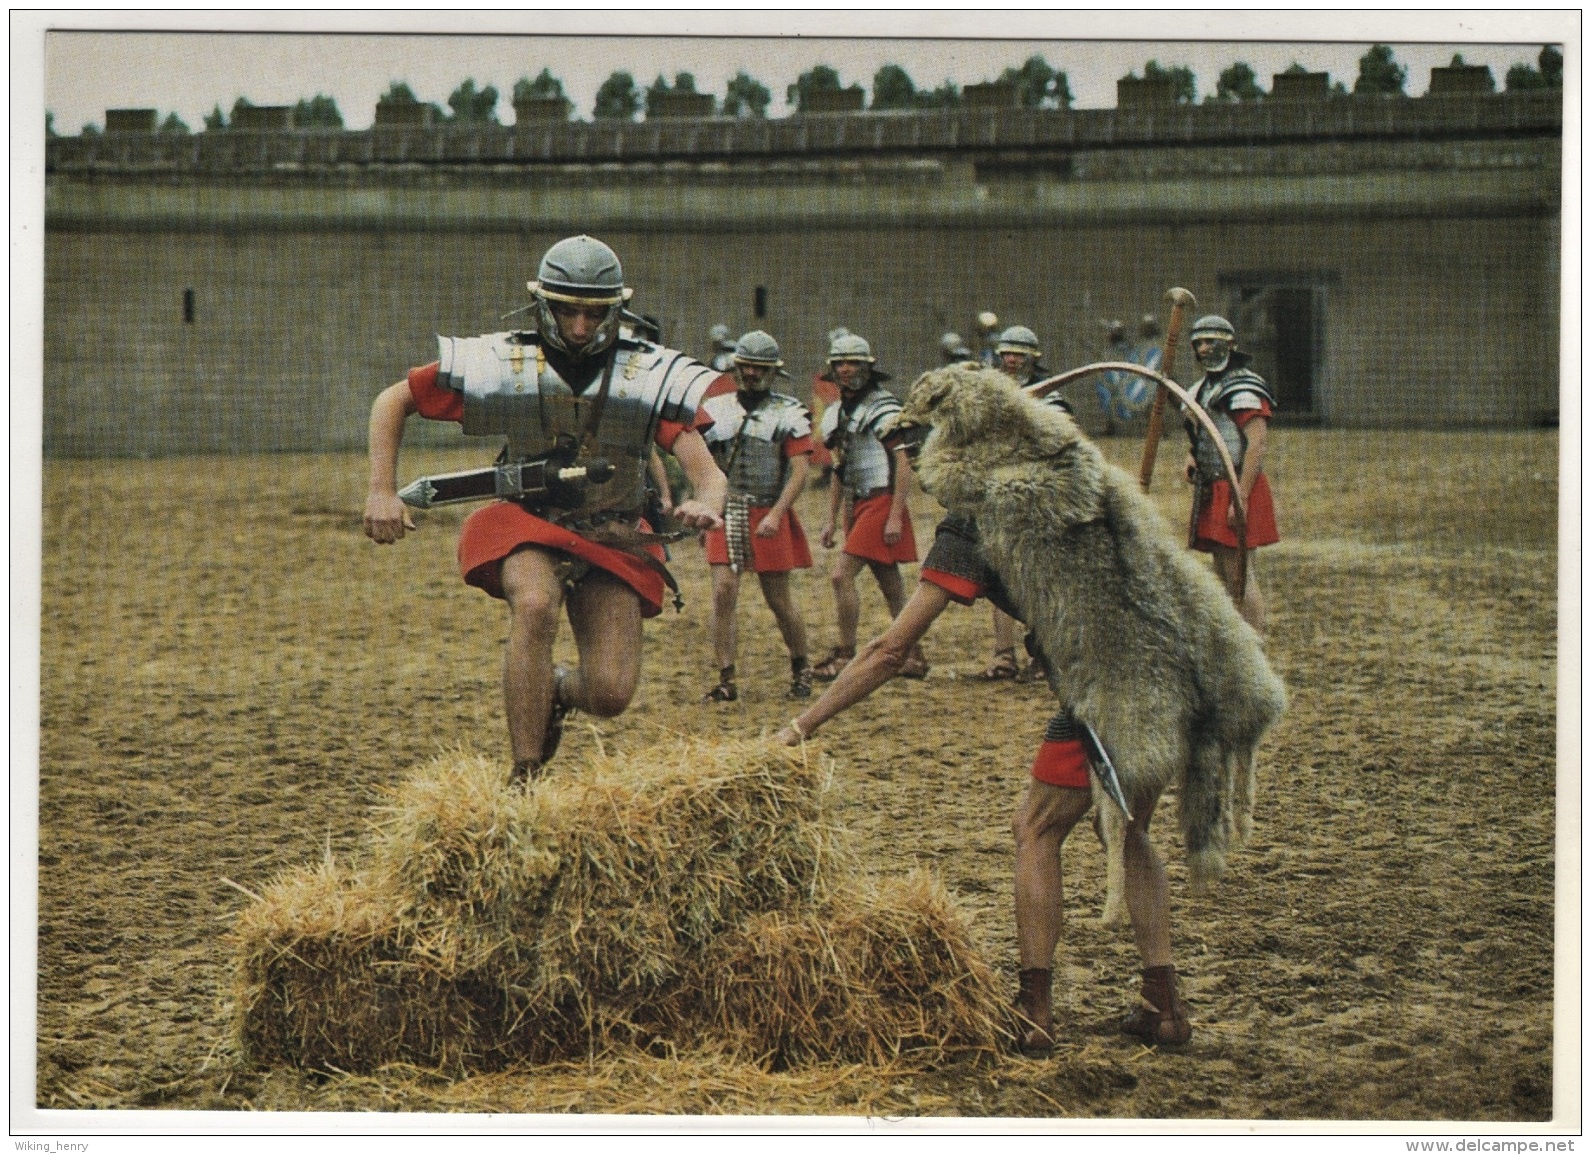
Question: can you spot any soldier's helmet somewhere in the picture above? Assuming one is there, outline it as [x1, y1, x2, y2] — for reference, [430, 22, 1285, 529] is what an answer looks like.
[995, 325, 1042, 358]
[734, 329, 784, 366]
[975, 311, 1000, 336]
[1102, 318, 1127, 341]
[528, 235, 633, 358]
[827, 333, 875, 363]
[940, 331, 973, 361]
[1189, 315, 1237, 344]
[1139, 313, 1161, 338]
[710, 322, 735, 349]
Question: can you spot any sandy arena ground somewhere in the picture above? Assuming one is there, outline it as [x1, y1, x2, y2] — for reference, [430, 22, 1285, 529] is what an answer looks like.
[32, 428, 1561, 1121]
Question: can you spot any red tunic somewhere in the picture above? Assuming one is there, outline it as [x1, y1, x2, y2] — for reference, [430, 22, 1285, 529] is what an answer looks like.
[1191, 404, 1280, 552]
[843, 492, 918, 565]
[701, 432, 815, 573]
[407, 361, 720, 616]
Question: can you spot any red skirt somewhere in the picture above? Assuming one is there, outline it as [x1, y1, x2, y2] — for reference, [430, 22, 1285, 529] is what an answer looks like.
[457, 502, 669, 618]
[843, 493, 918, 564]
[1192, 474, 1280, 552]
[703, 506, 813, 573]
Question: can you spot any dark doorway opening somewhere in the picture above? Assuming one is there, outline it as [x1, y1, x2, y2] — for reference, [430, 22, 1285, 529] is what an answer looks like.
[1219, 272, 1334, 421]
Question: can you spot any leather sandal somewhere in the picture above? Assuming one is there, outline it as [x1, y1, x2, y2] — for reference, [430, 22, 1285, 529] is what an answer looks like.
[898, 643, 930, 680]
[704, 681, 739, 703]
[1121, 964, 1192, 1047]
[811, 647, 855, 681]
[788, 659, 814, 699]
[978, 648, 1019, 681]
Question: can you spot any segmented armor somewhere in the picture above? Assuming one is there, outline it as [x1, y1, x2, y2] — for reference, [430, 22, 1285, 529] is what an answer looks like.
[437, 330, 719, 518]
[701, 391, 811, 506]
[1184, 355, 1275, 485]
[818, 387, 903, 497]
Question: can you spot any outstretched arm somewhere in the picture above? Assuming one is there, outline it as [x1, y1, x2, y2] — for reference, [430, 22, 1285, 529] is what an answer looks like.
[363, 380, 418, 544]
[670, 429, 727, 531]
[777, 581, 953, 744]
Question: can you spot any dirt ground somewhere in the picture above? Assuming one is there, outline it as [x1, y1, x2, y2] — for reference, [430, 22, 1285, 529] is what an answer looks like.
[32, 428, 1561, 1122]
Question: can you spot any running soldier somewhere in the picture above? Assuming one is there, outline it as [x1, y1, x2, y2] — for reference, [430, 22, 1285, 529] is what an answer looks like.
[811, 333, 927, 681]
[363, 234, 728, 786]
[1181, 315, 1280, 633]
[980, 325, 1066, 683]
[699, 330, 817, 702]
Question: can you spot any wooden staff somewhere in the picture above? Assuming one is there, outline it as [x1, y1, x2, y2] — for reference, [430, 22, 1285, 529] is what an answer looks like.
[1136, 287, 1196, 491]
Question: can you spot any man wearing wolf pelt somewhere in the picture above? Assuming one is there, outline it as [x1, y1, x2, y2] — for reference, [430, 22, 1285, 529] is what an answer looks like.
[779, 364, 1285, 1055]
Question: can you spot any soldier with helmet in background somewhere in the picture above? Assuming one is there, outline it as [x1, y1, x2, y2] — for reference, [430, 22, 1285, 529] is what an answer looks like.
[811, 333, 927, 681]
[974, 311, 1002, 369]
[1182, 314, 1280, 634]
[707, 323, 738, 372]
[363, 234, 729, 787]
[938, 331, 974, 365]
[698, 330, 817, 702]
[979, 325, 1069, 682]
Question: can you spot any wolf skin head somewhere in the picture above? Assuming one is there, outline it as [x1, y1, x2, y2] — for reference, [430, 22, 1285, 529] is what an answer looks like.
[902, 364, 1103, 528]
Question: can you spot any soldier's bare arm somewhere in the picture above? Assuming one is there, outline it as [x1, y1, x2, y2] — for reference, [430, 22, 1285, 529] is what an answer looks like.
[758, 453, 810, 537]
[670, 429, 727, 531]
[364, 380, 418, 544]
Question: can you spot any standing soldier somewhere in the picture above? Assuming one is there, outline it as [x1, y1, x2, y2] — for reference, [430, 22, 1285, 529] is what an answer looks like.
[699, 330, 817, 702]
[363, 234, 728, 787]
[812, 333, 927, 681]
[1182, 314, 1280, 634]
[981, 325, 1068, 682]
[938, 331, 974, 365]
[974, 311, 1002, 369]
[707, 323, 738, 372]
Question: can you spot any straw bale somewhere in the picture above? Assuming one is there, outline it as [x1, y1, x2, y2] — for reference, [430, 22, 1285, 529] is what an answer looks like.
[234, 738, 1001, 1074]
[694, 871, 1008, 1067]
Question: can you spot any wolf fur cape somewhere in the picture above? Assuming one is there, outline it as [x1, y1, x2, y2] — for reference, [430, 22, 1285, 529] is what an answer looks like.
[902, 365, 1287, 887]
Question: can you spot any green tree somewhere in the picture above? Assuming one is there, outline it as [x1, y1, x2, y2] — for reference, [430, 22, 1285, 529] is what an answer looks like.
[1354, 44, 1407, 95]
[292, 94, 342, 129]
[230, 96, 255, 122]
[594, 70, 640, 120]
[513, 69, 565, 103]
[160, 111, 191, 134]
[80, 122, 100, 137]
[447, 79, 499, 123]
[203, 103, 226, 131]
[1506, 44, 1563, 91]
[723, 70, 770, 117]
[998, 55, 1071, 108]
[1214, 61, 1264, 102]
[788, 64, 843, 109]
[916, 80, 962, 109]
[871, 63, 917, 110]
[382, 82, 419, 104]
[1143, 60, 1196, 104]
[645, 72, 706, 116]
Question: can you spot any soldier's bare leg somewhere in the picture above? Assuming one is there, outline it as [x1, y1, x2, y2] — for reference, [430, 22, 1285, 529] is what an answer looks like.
[564, 569, 645, 717]
[829, 552, 869, 652]
[755, 570, 808, 661]
[1121, 790, 1172, 968]
[868, 559, 908, 620]
[708, 563, 742, 671]
[500, 546, 568, 766]
[1211, 545, 1266, 635]
[1012, 781, 1092, 968]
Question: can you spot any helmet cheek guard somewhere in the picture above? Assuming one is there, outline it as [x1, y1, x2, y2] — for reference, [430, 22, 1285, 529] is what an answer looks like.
[529, 234, 633, 358]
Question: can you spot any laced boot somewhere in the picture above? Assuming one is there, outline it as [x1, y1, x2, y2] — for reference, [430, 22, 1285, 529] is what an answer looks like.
[1014, 967, 1055, 1058]
[541, 665, 571, 763]
[1121, 964, 1192, 1047]
[788, 656, 813, 699]
[704, 665, 739, 703]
